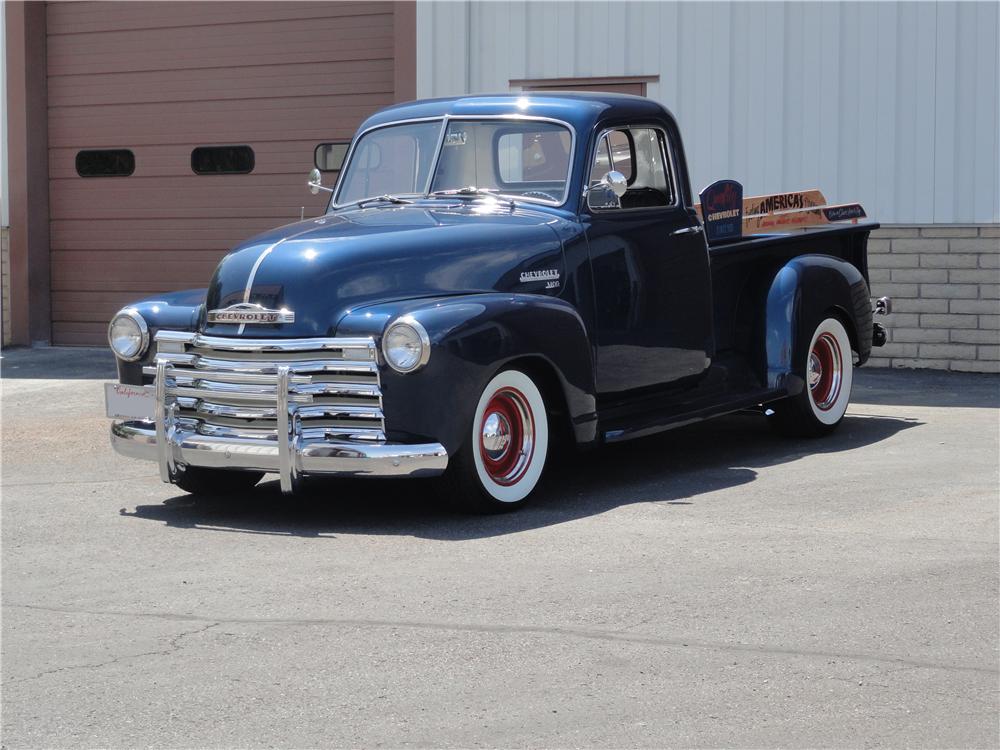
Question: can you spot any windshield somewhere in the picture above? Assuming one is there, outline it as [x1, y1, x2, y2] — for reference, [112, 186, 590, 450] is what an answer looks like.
[334, 118, 574, 207]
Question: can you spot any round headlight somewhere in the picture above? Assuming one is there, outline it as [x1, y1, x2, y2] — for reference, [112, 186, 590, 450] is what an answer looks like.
[107, 309, 149, 361]
[382, 316, 430, 373]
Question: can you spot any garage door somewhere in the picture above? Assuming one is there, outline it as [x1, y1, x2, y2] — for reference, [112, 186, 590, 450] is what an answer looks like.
[46, 1, 399, 345]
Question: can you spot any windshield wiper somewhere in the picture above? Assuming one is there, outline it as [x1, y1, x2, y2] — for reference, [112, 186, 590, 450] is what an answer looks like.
[341, 194, 414, 210]
[430, 186, 515, 207]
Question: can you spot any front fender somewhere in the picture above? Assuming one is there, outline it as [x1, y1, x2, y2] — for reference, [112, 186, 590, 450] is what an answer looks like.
[336, 293, 597, 454]
[115, 289, 206, 384]
[765, 256, 872, 394]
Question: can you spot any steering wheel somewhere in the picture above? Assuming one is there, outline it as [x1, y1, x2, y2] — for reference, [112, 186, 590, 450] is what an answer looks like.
[522, 190, 559, 203]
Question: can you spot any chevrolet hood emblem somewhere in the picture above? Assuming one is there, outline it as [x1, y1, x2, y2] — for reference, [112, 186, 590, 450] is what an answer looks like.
[206, 303, 294, 325]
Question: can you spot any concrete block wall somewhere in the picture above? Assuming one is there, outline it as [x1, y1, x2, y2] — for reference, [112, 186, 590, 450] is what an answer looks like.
[1, 227, 10, 347]
[867, 226, 1000, 373]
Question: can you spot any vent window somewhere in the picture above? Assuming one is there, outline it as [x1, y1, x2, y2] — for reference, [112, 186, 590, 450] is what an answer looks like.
[191, 145, 254, 175]
[76, 149, 135, 177]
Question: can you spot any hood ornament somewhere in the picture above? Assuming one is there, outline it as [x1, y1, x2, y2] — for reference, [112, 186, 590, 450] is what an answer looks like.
[206, 303, 294, 325]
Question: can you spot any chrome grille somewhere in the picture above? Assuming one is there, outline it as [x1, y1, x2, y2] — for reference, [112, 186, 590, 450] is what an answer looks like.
[144, 331, 384, 445]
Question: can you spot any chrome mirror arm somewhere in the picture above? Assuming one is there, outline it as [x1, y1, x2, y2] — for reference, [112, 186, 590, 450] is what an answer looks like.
[307, 167, 333, 195]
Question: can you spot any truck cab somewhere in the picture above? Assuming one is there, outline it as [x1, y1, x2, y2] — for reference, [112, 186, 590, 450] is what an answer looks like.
[106, 93, 886, 512]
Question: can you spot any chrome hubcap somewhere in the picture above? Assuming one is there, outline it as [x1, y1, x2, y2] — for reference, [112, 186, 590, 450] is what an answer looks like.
[481, 411, 512, 460]
[808, 352, 823, 388]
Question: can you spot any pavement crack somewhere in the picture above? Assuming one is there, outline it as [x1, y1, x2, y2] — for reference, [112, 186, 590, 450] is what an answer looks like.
[6, 602, 997, 677]
[6, 621, 221, 686]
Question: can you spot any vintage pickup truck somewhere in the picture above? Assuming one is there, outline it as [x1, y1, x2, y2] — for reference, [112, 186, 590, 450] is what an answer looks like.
[106, 93, 889, 512]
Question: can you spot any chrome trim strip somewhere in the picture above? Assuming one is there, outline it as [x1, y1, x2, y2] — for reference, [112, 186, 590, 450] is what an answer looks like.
[277, 366, 294, 493]
[422, 118, 450, 195]
[196, 402, 280, 420]
[197, 382, 379, 400]
[237, 243, 278, 336]
[155, 331, 376, 357]
[302, 426, 386, 443]
[144, 365, 313, 386]
[154, 359, 171, 482]
[296, 404, 384, 420]
[151, 354, 378, 377]
[196, 422, 386, 444]
[235, 223, 326, 335]
[164, 384, 314, 404]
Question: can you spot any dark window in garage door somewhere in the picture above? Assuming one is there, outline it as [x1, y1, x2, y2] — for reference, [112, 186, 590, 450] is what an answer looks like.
[191, 146, 255, 175]
[76, 149, 136, 177]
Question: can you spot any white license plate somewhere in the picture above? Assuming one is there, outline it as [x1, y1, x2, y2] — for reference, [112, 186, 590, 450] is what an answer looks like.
[104, 383, 156, 421]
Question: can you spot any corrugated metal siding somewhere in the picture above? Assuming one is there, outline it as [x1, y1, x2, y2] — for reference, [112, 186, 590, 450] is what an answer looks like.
[417, 0, 1000, 225]
[47, 1, 396, 345]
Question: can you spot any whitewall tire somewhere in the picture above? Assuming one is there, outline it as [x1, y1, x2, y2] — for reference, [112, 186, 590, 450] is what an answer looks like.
[443, 369, 549, 512]
[768, 316, 854, 437]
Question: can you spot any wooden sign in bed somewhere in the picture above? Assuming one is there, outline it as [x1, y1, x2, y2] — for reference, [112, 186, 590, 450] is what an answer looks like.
[695, 188, 867, 237]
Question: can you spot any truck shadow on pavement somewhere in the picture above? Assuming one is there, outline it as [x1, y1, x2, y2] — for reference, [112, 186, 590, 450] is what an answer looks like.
[121, 411, 921, 540]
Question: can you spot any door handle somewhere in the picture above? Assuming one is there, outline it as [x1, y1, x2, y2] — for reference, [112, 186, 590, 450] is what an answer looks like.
[671, 225, 703, 236]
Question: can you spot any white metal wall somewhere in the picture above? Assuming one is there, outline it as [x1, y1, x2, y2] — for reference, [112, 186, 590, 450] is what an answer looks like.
[416, 1, 1000, 225]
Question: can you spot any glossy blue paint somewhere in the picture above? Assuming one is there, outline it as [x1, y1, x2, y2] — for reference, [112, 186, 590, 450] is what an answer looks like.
[203, 204, 570, 339]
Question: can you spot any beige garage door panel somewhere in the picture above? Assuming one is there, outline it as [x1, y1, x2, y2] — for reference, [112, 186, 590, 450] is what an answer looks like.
[47, 1, 397, 345]
[46, 60, 395, 107]
[46, 2, 392, 35]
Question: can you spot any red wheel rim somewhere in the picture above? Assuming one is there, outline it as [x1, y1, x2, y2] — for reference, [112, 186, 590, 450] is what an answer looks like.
[479, 387, 534, 486]
[808, 332, 843, 411]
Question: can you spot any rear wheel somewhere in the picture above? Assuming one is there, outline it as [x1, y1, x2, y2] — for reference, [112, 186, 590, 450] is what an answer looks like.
[442, 369, 549, 513]
[767, 316, 854, 437]
[173, 466, 264, 496]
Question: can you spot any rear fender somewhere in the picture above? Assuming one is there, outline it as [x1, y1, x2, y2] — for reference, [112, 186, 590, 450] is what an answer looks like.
[765, 256, 872, 394]
[336, 293, 597, 454]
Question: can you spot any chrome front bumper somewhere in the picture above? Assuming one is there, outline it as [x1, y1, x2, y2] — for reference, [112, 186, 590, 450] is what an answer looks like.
[111, 420, 448, 482]
[109, 330, 448, 492]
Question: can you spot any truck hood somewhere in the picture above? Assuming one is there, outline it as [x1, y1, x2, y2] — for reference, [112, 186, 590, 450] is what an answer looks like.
[202, 202, 570, 337]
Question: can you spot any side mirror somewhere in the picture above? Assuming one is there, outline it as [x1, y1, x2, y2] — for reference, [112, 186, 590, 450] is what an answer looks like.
[307, 167, 332, 195]
[602, 170, 628, 198]
[587, 170, 628, 210]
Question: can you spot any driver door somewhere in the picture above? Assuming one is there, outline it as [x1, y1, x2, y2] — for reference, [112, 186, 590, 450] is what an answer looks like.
[585, 125, 713, 396]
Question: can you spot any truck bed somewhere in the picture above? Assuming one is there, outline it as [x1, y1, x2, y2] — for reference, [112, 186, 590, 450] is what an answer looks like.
[707, 221, 879, 359]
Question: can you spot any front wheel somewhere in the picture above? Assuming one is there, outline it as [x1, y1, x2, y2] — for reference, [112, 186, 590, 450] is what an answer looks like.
[441, 369, 549, 513]
[767, 316, 854, 437]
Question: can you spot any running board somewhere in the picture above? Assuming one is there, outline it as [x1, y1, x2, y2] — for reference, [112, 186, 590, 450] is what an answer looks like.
[601, 388, 785, 443]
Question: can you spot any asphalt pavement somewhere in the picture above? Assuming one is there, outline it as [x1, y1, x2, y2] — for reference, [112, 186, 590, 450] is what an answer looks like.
[2, 347, 998, 748]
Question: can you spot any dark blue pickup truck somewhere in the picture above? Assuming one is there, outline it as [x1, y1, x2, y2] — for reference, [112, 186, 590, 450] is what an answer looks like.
[105, 93, 888, 512]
